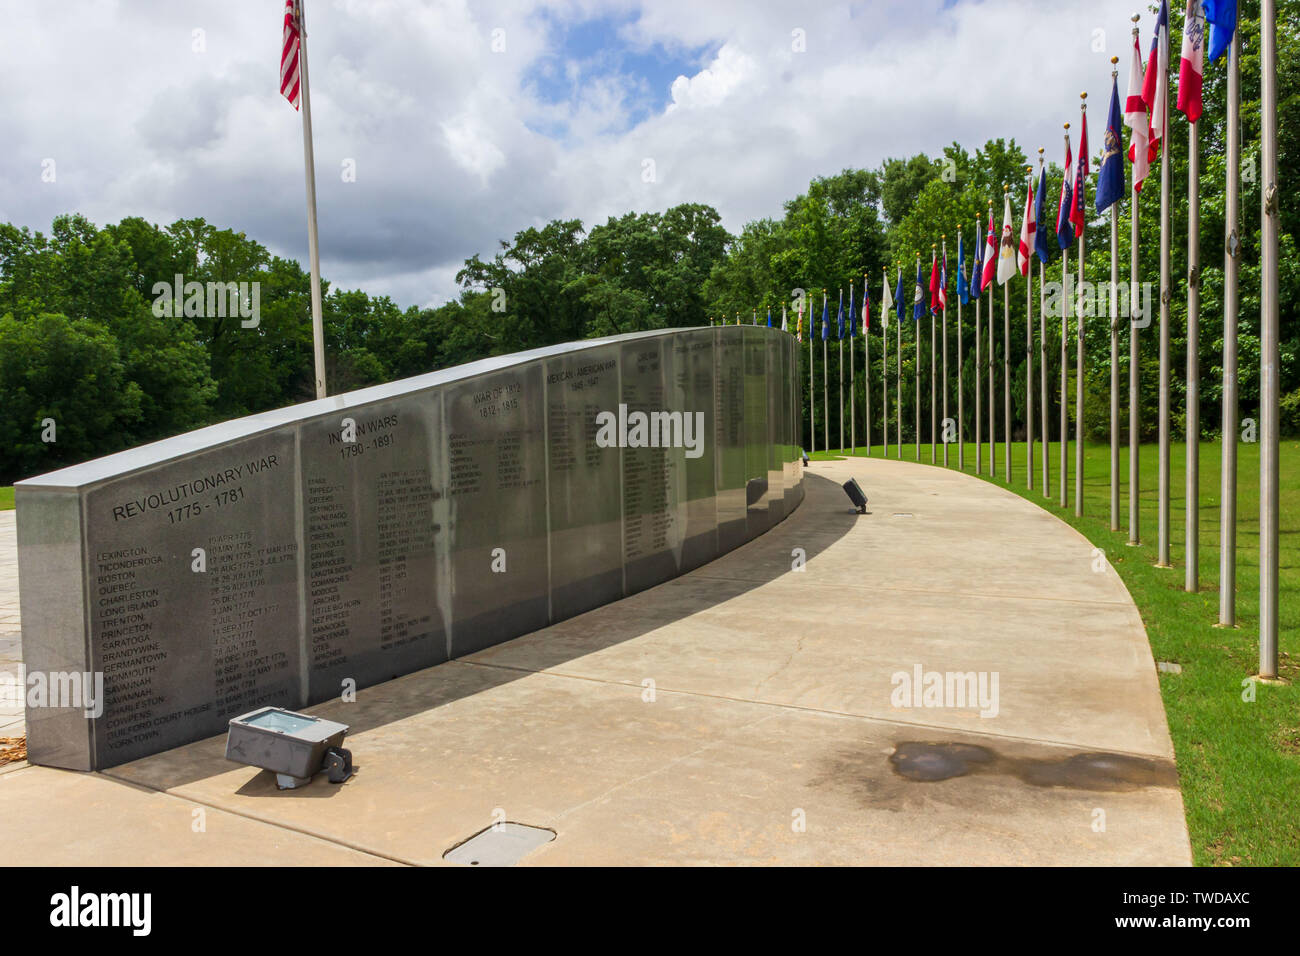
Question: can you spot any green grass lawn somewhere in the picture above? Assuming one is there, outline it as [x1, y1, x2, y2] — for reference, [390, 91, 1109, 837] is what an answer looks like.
[825, 435, 1298, 866]
[0, 487, 12, 511]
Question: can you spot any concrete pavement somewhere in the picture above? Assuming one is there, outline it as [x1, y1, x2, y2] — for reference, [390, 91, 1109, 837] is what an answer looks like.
[0, 459, 1192, 865]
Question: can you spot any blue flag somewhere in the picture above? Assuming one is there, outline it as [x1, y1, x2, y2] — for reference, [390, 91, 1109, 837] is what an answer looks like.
[837, 293, 845, 340]
[848, 284, 856, 338]
[1034, 166, 1054, 264]
[971, 233, 983, 300]
[894, 269, 906, 324]
[1203, 0, 1237, 64]
[766, 307, 772, 328]
[821, 298, 829, 341]
[1096, 73, 1125, 213]
[957, 234, 968, 306]
[912, 262, 924, 321]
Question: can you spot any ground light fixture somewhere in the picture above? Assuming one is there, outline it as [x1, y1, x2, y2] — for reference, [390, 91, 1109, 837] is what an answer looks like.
[842, 478, 868, 514]
[225, 706, 353, 789]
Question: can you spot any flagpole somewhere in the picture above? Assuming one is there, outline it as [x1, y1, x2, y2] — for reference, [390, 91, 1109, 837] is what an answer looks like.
[839, 287, 845, 453]
[822, 291, 829, 453]
[987, 201, 995, 478]
[864, 275, 871, 457]
[1186, 76, 1200, 592]
[1060, 124, 1070, 510]
[1039, 149, 1049, 498]
[1003, 187, 1011, 484]
[1156, 12, 1173, 570]
[1129, 16, 1142, 548]
[1260, 0, 1280, 678]
[896, 279, 902, 459]
[1218, 29, 1241, 627]
[294, 0, 328, 399]
[850, 289, 857, 454]
[1025, 167, 1034, 492]
[957, 230, 965, 472]
[1076, 92, 1088, 518]
[887, 281, 894, 457]
[915, 256, 921, 461]
[976, 218, 983, 476]
[931, 244, 938, 465]
[942, 238, 949, 468]
[1110, 59, 1121, 532]
[808, 307, 815, 456]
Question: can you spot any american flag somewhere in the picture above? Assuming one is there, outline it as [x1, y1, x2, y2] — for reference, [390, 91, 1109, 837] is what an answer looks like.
[281, 0, 301, 110]
[1070, 108, 1089, 234]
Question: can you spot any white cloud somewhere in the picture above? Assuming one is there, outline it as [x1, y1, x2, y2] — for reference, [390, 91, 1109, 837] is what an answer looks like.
[0, 0, 1153, 309]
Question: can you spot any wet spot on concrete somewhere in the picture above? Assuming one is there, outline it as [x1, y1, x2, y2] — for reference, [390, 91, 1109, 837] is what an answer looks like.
[889, 742, 995, 781]
[1014, 751, 1179, 792]
[887, 740, 1177, 792]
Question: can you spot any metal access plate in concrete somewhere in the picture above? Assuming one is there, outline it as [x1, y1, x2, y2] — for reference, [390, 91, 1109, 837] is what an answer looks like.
[444, 823, 556, 866]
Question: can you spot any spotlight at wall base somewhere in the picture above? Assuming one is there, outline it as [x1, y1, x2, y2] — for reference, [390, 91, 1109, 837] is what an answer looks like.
[842, 478, 868, 515]
[226, 707, 353, 789]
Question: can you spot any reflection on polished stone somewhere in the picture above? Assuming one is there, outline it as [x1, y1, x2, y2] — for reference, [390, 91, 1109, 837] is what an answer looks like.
[14, 328, 803, 770]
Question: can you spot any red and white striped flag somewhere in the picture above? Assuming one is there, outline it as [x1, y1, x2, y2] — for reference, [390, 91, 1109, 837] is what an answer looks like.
[980, 208, 998, 291]
[1018, 175, 1036, 276]
[1142, 0, 1170, 149]
[280, 0, 302, 110]
[1125, 33, 1152, 191]
[1177, 0, 1205, 122]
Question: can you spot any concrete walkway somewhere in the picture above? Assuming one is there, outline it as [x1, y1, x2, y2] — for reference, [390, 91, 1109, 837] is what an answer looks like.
[0, 459, 1191, 865]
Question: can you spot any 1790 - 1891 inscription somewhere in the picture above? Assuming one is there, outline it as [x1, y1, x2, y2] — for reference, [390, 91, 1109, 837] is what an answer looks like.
[15, 327, 803, 770]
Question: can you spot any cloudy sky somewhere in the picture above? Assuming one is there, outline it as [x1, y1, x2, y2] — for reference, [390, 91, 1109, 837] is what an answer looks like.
[0, 0, 1150, 309]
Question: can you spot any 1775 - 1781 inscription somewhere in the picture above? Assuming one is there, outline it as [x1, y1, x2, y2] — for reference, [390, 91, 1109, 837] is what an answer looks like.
[15, 327, 803, 770]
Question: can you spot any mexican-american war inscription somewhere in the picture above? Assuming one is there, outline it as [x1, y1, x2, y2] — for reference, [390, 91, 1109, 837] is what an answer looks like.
[16, 328, 802, 770]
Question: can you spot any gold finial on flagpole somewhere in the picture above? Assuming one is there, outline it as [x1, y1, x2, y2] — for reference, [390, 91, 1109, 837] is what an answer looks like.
[1065, 121, 1071, 130]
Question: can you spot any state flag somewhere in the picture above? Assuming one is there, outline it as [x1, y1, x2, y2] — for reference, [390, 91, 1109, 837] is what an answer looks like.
[1177, 0, 1206, 122]
[1019, 175, 1036, 276]
[1142, 1, 1171, 149]
[997, 194, 1017, 285]
[980, 209, 997, 291]
[1057, 133, 1076, 250]
[1096, 72, 1126, 212]
[1125, 32, 1152, 191]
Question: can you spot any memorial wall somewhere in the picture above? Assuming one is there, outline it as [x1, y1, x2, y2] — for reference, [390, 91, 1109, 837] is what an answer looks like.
[15, 326, 804, 771]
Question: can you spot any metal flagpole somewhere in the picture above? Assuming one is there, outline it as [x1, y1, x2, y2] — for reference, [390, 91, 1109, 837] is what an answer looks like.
[1128, 20, 1142, 547]
[1039, 149, 1050, 497]
[896, 281, 902, 459]
[1186, 72, 1201, 591]
[883, 269, 890, 460]
[1002, 187, 1012, 484]
[822, 291, 829, 453]
[839, 287, 845, 453]
[957, 229, 965, 471]
[1157, 17, 1173, 569]
[976, 216, 983, 476]
[1260, 0, 1280, 678]
[1026, 167, 1035, 491]
[931, 244, 938, 465]
[1060, 126, 1070, 509]
[295, 0, 328, 399]
[865, 275, 872, 456]
[808, 307, 815, 456]
[1110, 60, 1122, 532]
[915, 256, 921, 461]
[850, 288, 857, 454]
[1218, 30, 1241, 626]
[1076, 93, 1088, 517]
[987, 201, 995, 477]
[942, 237, 949, 468]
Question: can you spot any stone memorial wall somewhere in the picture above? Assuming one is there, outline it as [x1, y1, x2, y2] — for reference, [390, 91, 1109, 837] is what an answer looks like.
[15, 327, 803, 770]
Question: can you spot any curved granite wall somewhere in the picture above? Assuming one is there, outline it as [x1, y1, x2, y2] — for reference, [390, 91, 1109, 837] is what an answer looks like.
[15, 326, 804, 770]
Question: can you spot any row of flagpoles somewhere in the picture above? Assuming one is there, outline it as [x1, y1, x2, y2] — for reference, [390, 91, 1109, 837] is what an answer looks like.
[711, 2, 1278, 681]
